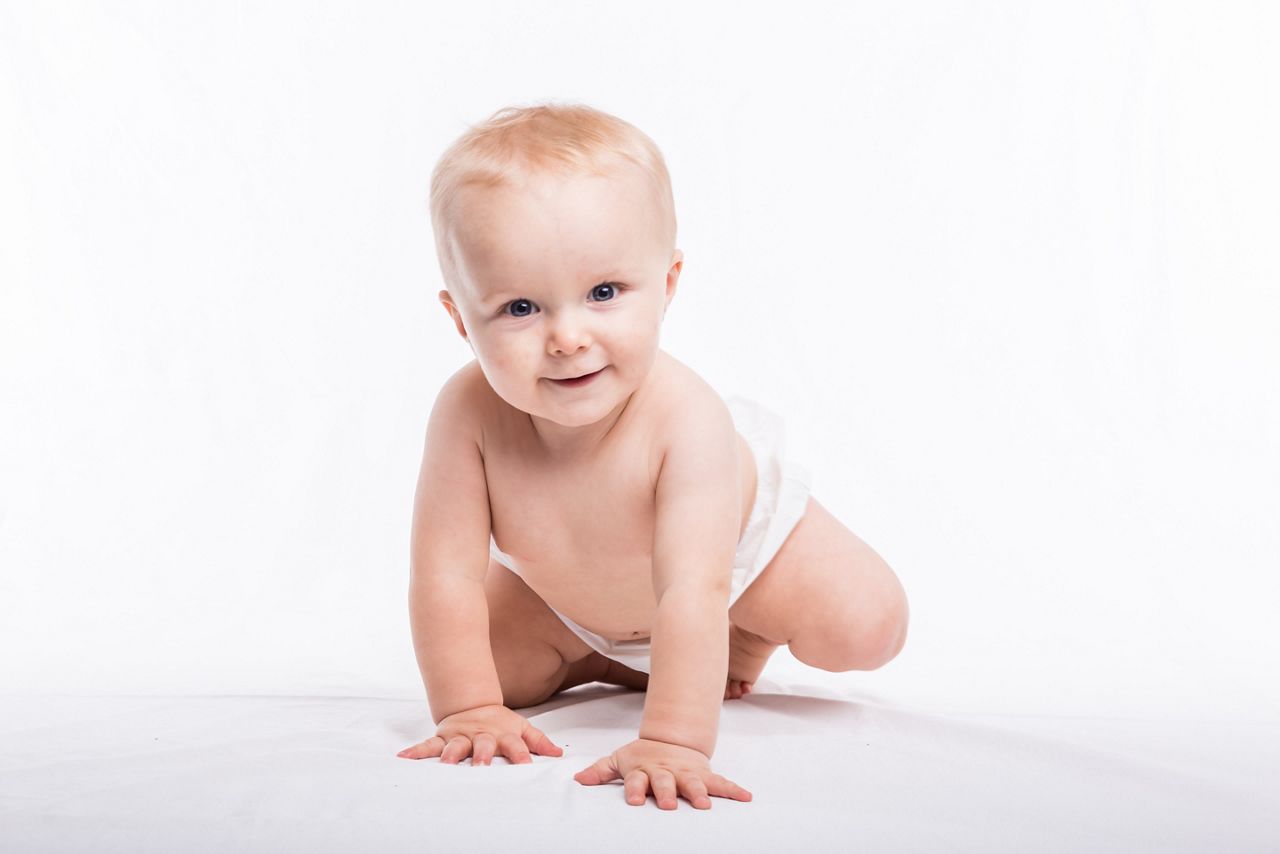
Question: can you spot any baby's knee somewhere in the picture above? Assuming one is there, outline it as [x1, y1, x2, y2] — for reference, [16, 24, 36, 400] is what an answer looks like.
[860, 593, 909, 669]
[796, 596, 908, 672]
[501, 654, 572, 709]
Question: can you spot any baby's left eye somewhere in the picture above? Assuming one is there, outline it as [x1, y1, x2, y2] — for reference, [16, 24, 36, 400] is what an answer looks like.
[591, 283, 621, 301]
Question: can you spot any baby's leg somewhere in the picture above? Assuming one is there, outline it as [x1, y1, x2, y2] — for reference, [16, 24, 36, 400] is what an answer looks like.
[555, 654, 651, 694]
[726, 622, 779, 694]
[558, 648, 763, 701]
[486, 561, 677, 704]
[728, 497, 909, 674]
[483, 557, 600, 708]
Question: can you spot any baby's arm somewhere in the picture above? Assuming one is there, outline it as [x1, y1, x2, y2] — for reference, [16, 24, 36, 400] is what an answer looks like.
[410, 572, 502, 724]
[575, 393, 752, 809]
[407, 373, 502, 722]
[639, 399, 742, 755]
[398, 371, 562, 766]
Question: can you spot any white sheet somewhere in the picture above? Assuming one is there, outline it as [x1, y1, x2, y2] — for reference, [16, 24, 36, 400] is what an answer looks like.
[3, 3, 1279, 851]
[3, 679, 1275, 852]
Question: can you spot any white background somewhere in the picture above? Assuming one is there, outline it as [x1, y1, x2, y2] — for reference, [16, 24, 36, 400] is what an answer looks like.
[2, 1, 1277, 723]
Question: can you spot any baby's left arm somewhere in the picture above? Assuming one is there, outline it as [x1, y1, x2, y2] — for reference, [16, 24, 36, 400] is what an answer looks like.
[574, 393, 752, 810]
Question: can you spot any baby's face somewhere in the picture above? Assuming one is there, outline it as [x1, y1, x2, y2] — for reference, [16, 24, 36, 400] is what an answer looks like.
[440, 167, 682, 428]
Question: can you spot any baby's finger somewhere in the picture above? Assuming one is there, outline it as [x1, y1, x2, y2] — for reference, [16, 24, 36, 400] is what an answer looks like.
[649, 768, 679, 810]
[574, 756, 619, 785]
[498, 732, 533, 765]
[471, 732, 497, 766]
[523, 725, 563, 757]
[679, 775, 712, 810]
[397, 736, 443, 760]
[707, 773, 753, 802]
[624, 769, 649, 806]
[440, 735, 472, 765]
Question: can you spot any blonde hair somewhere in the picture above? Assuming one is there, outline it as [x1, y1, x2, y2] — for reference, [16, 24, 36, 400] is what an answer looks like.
[429, 101, 677, 289]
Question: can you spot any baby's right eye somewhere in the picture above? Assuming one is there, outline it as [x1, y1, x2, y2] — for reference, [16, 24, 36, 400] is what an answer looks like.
[503, 299, 535, 318]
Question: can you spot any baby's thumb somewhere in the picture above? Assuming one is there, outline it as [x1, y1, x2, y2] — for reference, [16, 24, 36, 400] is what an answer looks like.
[524, 726, 563, 756]
[573, 756, 618, 785]
[396, 738, 437, 759]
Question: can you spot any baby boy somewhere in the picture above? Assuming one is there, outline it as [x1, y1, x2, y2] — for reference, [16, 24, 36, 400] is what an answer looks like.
[396, 102, 910, 811]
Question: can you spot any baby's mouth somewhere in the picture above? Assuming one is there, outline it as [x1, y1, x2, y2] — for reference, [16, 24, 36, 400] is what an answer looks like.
[549, 367, 606, 387]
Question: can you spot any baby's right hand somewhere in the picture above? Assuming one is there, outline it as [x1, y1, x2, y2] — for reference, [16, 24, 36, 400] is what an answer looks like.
[396, 703, 564, 765]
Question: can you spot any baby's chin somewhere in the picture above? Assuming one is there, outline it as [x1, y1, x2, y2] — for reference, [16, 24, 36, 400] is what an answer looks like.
[476, 383, 599, 424]
[530, 373, 640, 423]
[534, 396, 620, 428]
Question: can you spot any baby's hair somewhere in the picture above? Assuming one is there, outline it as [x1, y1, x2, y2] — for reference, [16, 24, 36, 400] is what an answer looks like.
[429, 100, 677, 288]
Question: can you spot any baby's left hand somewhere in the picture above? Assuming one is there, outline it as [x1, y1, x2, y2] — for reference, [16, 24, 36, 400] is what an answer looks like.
[573, 738, 753, 810]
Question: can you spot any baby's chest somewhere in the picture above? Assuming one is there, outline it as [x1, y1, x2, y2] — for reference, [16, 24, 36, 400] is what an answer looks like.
[487, 457, 660, 636]
[488, 457, 657, 580]
[482, 428, 757, 640]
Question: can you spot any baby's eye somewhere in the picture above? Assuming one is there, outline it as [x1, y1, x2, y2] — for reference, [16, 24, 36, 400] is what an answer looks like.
[591, 282, 621, 302]
[501, 282, 622, 318]
[505, 298, 535, 318]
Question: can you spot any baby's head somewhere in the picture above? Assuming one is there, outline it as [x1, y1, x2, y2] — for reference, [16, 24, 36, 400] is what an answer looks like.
[429, 102, 682, 430]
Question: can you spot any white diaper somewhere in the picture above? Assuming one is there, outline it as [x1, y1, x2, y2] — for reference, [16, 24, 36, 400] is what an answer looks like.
[488, 394, 813, 675]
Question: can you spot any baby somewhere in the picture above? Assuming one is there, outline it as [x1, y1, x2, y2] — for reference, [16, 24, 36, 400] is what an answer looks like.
[396, 102, 909, 810]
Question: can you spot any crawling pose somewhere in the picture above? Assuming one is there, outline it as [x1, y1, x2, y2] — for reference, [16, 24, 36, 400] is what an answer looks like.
[397, 102, 909, 811]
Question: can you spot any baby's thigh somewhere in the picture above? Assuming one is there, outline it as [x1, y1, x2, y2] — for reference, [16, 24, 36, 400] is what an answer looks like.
[482, 557, 597, 706]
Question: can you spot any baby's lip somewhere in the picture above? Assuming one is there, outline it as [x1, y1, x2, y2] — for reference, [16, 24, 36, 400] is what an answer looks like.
[551, 367, 604, 381]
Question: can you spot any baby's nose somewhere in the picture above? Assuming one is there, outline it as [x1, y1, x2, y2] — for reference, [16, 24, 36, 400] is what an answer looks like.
[548, 315, 592, 354]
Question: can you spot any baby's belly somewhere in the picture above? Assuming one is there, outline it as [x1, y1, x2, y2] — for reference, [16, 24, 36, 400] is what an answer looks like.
[510, 553, 658, 642]
[541, 569, 657, 641]
[491, 430, 756, 642]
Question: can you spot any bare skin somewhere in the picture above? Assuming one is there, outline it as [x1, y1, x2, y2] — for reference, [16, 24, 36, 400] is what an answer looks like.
[576, 622, 776, 701]
[401, 166, 910, 811]
[470, 352, 761, 650]
[456, 350, 907, 699]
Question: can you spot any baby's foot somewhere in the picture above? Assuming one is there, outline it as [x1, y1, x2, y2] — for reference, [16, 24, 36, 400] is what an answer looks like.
[725, 622, 780, 700]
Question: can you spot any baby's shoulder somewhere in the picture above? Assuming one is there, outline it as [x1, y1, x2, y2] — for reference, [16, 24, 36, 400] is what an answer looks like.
[644, 351, 735, 436]
[431, 360, 501, 447]
[434, 360, 484, 416]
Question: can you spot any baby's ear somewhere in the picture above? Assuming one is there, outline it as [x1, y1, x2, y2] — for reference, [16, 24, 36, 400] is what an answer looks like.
[439, 291, 470, 341]
[664, 253, 682, 315]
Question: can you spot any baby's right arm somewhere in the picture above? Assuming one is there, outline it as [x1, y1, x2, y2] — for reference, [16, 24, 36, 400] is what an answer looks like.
[397, 370, 562, 765]
[407, 370, 502, 721]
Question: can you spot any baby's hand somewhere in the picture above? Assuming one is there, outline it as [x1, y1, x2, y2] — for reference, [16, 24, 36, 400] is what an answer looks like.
[573, 738, 752, 810]
[396, 703, 563, 765]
